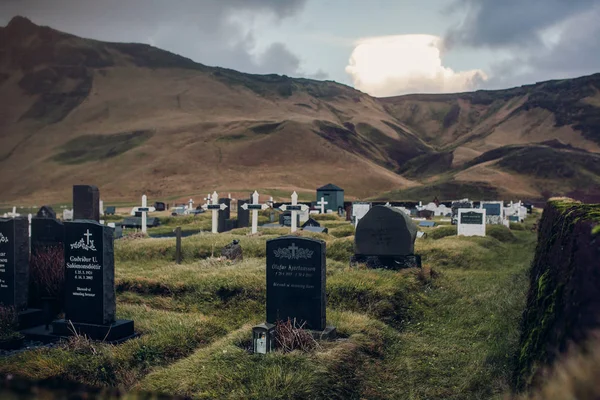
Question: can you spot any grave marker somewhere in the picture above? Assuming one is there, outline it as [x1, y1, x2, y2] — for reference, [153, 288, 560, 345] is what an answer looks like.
[279, 192, 309, 233]
[457, 208, 486, 237]
[352, 205, 420, 269]
[241, 191, 268, 234]
[265, 236, 335, 337]
[52, 220, 134, 341]
[202, 192, 228, 233]
[317, 197, 328, 214]
[73, 185, 100, 222]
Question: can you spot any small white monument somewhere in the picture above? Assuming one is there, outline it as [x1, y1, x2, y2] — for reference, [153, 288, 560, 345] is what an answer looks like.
[317, 197, 328, 214]
[457, 208, 486, 237]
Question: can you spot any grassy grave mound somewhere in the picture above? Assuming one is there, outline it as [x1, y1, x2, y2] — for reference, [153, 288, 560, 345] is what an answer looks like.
[514, 199, 600, 392]
[487, 224, 518, 243]
[139, 311, 398, 399]
[428, 225, 457, 239]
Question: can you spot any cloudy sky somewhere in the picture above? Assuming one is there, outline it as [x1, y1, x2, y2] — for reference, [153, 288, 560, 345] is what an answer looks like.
[1, 0, 599, 96]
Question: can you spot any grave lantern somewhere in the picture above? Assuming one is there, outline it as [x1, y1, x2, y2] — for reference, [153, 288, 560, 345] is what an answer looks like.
[252, 323, 275, 354]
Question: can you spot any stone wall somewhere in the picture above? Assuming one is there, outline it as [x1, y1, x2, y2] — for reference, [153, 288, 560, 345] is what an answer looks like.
[514, 199, 600, 391]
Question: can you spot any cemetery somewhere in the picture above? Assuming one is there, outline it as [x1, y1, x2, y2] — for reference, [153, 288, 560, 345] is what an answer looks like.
[0, 186, 597, 400]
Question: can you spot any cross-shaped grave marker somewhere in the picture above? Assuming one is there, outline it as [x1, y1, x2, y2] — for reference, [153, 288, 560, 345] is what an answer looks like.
[7, 206, 20, 218]
[317, 197, 328, 214]
[202, 191, 228, 233]
[279, 191, 309, 233]
[241, 191, 269, 234]
[188, 198, 194, 211]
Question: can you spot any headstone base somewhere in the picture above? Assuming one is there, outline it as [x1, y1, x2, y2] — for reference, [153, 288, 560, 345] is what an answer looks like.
[350, 254, 422, 270]
[308, 325, 337, 341]
[52, 319, 135, 343]
[18, 309, 44, 330]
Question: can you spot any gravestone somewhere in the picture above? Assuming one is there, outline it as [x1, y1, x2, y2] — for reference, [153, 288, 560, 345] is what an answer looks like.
[237, 199, 250, 228]
[417, 210, 434, 219]
[265, 236, 335, 337]
[0, 218, 29, 309]
[63, 209, 73, 221]
[36, 206, 56, 219]
[104, 206, 116, 215]
[219, 198, 231, 220]
[217, 208, 228, 233]
[279, 212, 300, 227]
[352, 206, 420, 269]
[418, 221, 436, 228]
[52, 220, 134, 341]
[481, 201, 503, 225]
[73, 185, 100, 222]
[0, 218, 43, 328]
[457, 209, 486, 237]
[154, 202, 166, 212]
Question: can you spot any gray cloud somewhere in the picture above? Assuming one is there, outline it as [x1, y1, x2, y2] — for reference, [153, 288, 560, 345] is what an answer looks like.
[0, 0, 318, 77]
[444, 0, 600, 88]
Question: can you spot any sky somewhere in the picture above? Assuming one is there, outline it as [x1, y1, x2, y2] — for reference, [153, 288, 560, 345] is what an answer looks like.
[1, 0, 600, 96]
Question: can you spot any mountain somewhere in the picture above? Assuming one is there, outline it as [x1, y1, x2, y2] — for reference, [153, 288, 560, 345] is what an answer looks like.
[1, 16, 599, 205]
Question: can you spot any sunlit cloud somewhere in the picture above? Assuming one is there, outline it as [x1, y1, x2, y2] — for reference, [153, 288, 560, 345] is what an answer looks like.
[345, 34, 488, 96]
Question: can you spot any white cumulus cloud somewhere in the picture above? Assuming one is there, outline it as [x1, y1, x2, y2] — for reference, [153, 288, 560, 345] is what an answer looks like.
[345, 34, 488, 97]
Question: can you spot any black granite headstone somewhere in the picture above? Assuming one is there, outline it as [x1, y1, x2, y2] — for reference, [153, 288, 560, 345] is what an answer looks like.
[36, 206, 56, 219]
[154, 202, 166, 212]
[266, 236, 326, 330]
[31, 218, 64, 256]
[0, 218, 29, 310]
[73, 185, 100, 222]
[53, 220, 134, 341]
[217, 209, 227, 233]
[352, 206, 420, 269]
[237, 199, 250, 228]
[219, 198, 231, 220]
[279, 212, 300, 227]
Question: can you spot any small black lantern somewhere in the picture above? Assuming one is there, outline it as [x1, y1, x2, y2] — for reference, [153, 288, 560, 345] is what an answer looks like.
[252, 323, 275, 354]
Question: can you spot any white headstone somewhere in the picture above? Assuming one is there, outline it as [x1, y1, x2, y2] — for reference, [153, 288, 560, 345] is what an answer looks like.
[63, 209, 73, 221]
[28, 213, 32, 237]
[457, 208, 486, 237]
[99, 199, 104, 216]
[352, 202, 371, 228]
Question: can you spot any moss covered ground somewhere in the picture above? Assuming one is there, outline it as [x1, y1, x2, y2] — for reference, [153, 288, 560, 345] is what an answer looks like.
[0, 212, 541, 399]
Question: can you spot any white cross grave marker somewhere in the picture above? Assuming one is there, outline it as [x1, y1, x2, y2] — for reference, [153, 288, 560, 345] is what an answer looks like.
[7, 207, 19, 218]
[202, 191, 228, 233]
[188, 198, 194, 211]
[99, 199, 104, 216]
[140, 195, 149, 234]
[241, 191, 269, 234]
[28, 214, 32, 237]
[317, 197, 328, 214]
[279, 191, 309, 233]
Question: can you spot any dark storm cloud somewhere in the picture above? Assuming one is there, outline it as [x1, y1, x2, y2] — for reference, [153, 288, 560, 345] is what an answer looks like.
[444, 0, 600, 88]
[0, 0, 314, 76]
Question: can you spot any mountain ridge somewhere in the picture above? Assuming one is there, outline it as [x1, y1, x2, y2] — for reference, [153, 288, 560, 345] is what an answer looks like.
[1, 16, 600, 204]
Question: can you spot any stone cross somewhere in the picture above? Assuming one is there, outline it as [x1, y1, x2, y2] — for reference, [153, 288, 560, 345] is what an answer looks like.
[241, 191, 268, 234]
[204, 193, 211, 205]
[317, 197, 328, 214]
[202, 191, 228, 233]
[7, 207, 19, 218]
[279, 191, 309, 233]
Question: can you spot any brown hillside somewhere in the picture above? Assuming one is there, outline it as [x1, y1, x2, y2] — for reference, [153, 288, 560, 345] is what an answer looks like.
[1, 16, 600, 205]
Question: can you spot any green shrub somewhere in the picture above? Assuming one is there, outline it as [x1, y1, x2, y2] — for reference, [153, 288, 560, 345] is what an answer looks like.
[0, 306, 22, 341]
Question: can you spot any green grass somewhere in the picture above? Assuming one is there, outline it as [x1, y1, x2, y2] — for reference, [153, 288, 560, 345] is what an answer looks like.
[0, 211, 541, 399]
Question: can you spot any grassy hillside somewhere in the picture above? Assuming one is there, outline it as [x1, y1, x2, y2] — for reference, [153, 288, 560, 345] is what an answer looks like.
[1, 16, 600, 205]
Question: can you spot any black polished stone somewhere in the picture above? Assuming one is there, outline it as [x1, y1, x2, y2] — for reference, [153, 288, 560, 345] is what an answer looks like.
[266, 236, 326, 330]
[73, 185, 100, 222]
[237, 199, 250, 228]
[64, 220, 115, 325]
[0, 218, 29, 310]
[354, 206, 417, 257]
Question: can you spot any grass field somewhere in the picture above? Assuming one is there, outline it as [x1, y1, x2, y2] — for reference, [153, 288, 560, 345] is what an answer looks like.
[0, 212, 540, 399]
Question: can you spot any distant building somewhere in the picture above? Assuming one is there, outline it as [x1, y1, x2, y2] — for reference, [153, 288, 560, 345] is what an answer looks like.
[316, 183, 344, 213]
